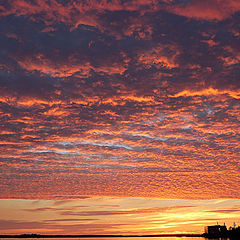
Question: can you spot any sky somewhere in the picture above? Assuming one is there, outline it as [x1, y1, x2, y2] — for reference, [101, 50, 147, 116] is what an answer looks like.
[0, 0, 240, 235]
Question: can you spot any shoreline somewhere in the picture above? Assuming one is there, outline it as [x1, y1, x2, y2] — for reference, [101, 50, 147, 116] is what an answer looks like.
[0, 234, 204, 238]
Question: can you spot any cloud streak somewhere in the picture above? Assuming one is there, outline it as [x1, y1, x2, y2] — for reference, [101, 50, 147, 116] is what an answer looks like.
[1, 198, 240, 234]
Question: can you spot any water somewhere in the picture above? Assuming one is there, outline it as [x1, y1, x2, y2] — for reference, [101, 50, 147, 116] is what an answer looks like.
[0, 237, 223, 240]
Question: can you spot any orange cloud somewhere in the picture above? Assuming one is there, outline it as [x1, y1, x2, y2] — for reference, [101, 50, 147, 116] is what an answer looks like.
[17, 53, 127, 77]
[1, 0, 240, 209]
[172, 87, 240, 99]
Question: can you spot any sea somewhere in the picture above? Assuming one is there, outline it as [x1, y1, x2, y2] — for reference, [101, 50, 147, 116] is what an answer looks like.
[0, 237, 229, 240]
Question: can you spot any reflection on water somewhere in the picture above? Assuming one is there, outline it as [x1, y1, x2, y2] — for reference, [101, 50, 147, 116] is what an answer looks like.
[0, 237, 216, 240]
[0, 238, 212, 240]
[2, 238, 236, 240]
[75, 238, 206, 240]
[69, 238, 206, 240]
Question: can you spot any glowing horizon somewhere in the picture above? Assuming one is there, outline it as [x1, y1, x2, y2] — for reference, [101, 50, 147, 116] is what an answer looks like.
[1, 198, 240, 235]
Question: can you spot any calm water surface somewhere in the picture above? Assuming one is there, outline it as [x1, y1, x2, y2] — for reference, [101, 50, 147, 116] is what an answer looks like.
[0, 237, 229, 240]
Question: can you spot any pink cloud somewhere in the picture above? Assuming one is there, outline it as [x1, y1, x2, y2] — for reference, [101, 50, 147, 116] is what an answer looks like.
[168, 0, 240, 21]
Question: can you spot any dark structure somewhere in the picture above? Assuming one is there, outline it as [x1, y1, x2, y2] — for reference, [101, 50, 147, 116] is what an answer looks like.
[204, 224, 228, 238]
[229, 225, 240, 238]
[204, 223, 240, 239]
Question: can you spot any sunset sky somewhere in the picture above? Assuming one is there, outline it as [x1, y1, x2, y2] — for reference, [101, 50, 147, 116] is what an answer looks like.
[0, 0, 240, 235]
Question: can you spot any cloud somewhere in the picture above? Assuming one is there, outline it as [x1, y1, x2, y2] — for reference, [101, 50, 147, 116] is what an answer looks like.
[25, 205, 194, 216]
[172, 87, 240, 99]
[0, 219, 130, 234]
[0, 0, 240, 201]
[0, 0, 169, 30]
[0, 220, 57, 231]
[206, 205, 240, 214]
[207, 209, 240, 213]
[168, 0, 240, 21]
[44, 218, 98, 222]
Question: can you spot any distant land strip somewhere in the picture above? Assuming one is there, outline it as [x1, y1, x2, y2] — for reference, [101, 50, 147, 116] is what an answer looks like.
[0, 234, 204, 238]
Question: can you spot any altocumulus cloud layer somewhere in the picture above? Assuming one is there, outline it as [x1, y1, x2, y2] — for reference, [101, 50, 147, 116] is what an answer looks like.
[0, 0, 240, 199]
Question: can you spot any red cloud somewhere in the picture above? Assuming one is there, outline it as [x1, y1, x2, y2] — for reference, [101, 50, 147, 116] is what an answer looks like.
[1, 0, 163, 27]
[168, 0, 240, 21]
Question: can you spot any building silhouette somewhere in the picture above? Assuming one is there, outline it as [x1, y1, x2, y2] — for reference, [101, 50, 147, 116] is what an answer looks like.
[204, 223, 240, 238]
[205, 224, 227, 237]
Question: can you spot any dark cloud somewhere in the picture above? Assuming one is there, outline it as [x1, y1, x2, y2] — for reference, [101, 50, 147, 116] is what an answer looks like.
[0, 219, 129, 234]
[44, 218, 98, 222]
